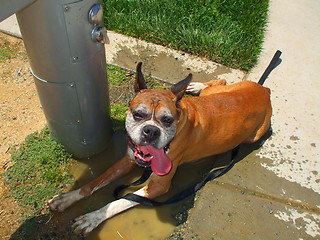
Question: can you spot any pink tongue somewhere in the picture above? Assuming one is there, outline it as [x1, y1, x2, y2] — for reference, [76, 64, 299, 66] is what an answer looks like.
[140, 145, 172, 176]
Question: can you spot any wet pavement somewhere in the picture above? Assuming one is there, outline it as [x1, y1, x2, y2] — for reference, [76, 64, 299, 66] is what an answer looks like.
[1, 0, 319, 238]
[104, 30, 244, 84]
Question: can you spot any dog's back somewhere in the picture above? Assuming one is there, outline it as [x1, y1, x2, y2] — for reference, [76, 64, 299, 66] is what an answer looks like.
[170, 81, 272, 164]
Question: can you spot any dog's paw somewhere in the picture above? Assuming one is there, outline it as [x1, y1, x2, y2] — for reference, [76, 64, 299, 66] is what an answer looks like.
[47, 189, 83, 212]
[186, 82, 207, 95]
[72, 210, 106, 236]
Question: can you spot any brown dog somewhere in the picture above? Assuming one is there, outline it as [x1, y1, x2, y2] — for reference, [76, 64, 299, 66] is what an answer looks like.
[48, 62, 272, 235]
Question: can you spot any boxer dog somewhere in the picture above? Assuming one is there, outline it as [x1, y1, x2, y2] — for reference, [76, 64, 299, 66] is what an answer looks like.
[48, 62, 272, 235]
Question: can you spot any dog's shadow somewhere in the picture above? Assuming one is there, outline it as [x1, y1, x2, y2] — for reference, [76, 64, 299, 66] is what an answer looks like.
[163, 127, 273, 225]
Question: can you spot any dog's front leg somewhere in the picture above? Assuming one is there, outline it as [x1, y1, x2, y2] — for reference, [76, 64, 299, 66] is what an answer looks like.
[48, 154, 136, 212]
[72, 166, 178, 236]
[72, 188, 144, 235]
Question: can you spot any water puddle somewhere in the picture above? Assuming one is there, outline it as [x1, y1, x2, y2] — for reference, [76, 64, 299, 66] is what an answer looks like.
[58, 131, 230, 240]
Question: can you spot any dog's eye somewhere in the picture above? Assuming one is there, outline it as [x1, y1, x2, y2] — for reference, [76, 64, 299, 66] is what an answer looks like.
[160, 116, 174, 127]
[132, 111, 147, 121]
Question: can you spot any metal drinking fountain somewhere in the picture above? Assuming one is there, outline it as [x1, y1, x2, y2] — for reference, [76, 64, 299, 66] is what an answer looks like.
[0, 0, 112, 158]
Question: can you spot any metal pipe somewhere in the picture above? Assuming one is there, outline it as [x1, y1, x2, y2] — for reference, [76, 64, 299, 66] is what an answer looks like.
[16, 0, 112, 158]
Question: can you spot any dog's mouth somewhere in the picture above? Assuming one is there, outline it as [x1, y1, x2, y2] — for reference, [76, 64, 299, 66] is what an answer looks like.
[128, 137, 171, 176]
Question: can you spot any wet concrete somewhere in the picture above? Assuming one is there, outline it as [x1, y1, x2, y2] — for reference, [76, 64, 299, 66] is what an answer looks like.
[175, 183, 318, 240]
[104, 31, 244, 84]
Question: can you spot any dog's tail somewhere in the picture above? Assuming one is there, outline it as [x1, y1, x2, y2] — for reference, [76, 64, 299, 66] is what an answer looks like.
[258, 50, 282, 86]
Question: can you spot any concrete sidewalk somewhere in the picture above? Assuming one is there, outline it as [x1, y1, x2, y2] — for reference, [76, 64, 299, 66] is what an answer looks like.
[1, 0, 319, 239]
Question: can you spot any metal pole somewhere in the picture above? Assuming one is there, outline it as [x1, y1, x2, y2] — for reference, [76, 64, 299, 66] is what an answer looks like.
[16, 0, 112, 158]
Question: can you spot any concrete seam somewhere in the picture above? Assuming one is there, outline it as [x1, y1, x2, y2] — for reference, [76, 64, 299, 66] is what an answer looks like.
[212, 180, 320, 215]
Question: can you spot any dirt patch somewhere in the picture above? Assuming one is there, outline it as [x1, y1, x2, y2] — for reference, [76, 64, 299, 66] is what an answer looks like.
[0, 32, 46, 238]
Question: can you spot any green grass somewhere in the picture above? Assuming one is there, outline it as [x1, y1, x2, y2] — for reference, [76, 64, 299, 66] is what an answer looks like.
[0, 36, 26, 63]
[4, 128, 75, 216]
[111, 104, 128, 130]
[0, 40, 15, 62]
[107, 64, 130, 86]
[103, 0, 269, 71]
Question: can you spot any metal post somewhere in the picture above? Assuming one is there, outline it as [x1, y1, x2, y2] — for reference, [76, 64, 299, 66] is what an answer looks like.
[15, 0, 112, 158]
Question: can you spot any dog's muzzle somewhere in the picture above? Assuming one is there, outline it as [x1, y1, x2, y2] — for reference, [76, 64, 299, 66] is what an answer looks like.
[127, 136, 171, 176]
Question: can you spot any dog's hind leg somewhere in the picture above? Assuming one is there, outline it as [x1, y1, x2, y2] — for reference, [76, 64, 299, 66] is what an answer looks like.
[204, 79, 227, 87]
[244, 98, 272, 145]
[244, 118, 272, 144]
[186, 79, 226, 95]
[186, 82, 207, 95]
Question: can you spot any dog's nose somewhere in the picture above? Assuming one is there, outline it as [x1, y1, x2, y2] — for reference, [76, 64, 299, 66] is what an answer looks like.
[142, 125, 161, 142]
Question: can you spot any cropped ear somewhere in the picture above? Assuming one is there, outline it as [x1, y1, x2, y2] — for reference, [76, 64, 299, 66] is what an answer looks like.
[134, 62, 147, 93]
[170, 73, 193, 102]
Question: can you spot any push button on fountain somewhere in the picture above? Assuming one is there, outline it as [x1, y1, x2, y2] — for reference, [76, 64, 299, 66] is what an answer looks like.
[89, 3, 107, 43]
[88, 3, 103, 25]
[91, 25, 107, 43]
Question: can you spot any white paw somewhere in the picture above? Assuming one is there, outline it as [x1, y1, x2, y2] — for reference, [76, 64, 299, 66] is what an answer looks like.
[47, 189, 83, 212]
[72, 210, 106, 236]
[186, 82, 207, 95]
[71, 198, 140, 235]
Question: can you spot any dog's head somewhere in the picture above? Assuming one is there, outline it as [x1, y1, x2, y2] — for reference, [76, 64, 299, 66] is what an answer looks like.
[126, 62, 192, 176]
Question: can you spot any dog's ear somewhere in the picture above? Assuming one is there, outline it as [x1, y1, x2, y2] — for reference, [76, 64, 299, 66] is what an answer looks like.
[170, 73, 193, 102]
[134, 62, 147, 93]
